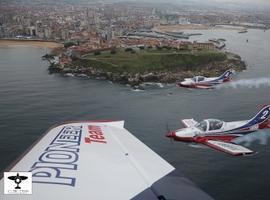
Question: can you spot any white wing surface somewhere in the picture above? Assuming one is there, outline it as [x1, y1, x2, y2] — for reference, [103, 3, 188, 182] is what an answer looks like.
[204, 140, 254, 156]
[0, 121, 212, 200]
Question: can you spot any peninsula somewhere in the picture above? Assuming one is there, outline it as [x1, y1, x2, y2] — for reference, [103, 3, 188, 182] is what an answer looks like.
[46, 46, 246, 88]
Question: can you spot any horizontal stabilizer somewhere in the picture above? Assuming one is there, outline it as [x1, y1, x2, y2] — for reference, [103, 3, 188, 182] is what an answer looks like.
[181, 119, 198, 128]
[203, 140, 254, 156]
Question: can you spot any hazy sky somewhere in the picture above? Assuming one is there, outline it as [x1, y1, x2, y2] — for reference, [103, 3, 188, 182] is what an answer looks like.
[135, 0, 270, 6]
[168, 0, 270, 8]
[211, 0, 269, 4]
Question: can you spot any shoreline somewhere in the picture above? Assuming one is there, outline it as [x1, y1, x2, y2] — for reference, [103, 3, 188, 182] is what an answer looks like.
[154, 24, 268, 33]
[0, 39, 63, 49]
[47, 50, 246, 89]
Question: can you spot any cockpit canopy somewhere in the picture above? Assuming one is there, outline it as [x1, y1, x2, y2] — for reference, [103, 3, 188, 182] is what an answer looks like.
[195, 119, 224, 132]
[192, 76, 206, 83]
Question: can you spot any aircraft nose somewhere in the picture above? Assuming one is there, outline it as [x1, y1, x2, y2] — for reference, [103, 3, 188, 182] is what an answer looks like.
[166, 131, 175, 138]
[177, 81, 191, 88]
[179, 81, 187, 86]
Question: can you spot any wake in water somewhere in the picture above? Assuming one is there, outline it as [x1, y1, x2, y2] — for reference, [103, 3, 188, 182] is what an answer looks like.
[216, 77, 270, 89]
[233, 130, 270, 147]
[132, 89, 144, 92]
[140, 82, 164, 88]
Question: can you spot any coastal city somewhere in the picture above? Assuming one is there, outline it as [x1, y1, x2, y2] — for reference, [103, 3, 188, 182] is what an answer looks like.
[1, 0, 267, 87]
[1, 1, 270, 200]
[0, 0, 269, 55]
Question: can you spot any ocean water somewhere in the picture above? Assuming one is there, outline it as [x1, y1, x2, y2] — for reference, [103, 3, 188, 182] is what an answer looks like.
[0, 29, 270, 199]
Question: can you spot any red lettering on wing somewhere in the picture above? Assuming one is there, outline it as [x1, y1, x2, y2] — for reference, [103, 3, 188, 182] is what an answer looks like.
[85, 125, 107, 144]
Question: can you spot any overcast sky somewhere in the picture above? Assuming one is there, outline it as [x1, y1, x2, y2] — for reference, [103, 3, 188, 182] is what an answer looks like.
[165, 0, 270, 9]
[210, 0, 269, 4]
[130, 0, 270, 6]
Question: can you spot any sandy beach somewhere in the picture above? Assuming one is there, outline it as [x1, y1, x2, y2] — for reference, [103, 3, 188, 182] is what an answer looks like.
[0, 39, 63, 49]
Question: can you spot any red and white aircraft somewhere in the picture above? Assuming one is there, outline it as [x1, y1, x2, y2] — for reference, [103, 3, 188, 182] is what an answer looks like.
[177, 69, 234, 89]
[166, 105, 270, 156]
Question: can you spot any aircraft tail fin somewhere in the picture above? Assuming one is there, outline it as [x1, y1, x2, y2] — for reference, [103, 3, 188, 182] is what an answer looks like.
[217, 69, 234, 82]
[248, 105, 270, 126]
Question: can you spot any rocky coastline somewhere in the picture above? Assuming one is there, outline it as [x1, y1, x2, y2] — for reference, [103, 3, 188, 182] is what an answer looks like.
[46, 51, 246, 89]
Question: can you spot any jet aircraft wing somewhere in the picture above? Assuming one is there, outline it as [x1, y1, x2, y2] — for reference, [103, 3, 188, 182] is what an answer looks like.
[202, 140, 254, 156]
[0, 121, 212, 200]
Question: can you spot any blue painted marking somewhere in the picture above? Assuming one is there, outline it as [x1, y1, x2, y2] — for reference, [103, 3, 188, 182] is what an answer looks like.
[228, 106, 270, 132]
[29, 125, 83, 187]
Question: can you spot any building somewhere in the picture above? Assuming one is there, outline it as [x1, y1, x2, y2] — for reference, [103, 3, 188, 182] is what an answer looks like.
[44, 27, 52, 39]
[191, 41, 215, 50]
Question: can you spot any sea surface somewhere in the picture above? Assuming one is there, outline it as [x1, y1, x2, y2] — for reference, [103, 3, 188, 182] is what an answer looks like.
[1, 29, 270, 200]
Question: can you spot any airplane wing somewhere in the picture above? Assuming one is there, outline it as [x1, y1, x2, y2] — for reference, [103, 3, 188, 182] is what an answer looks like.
[202, 140, 254, 156]
[20, 176, 28, 180]
[0, 121, 212, 200]
[181, 119, 198, 128]
[7, 176, 16, 181]
[195, 84, 214, 89]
